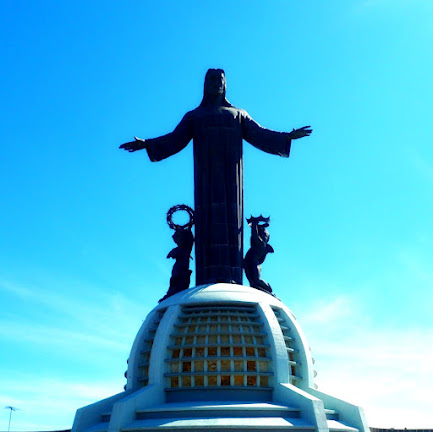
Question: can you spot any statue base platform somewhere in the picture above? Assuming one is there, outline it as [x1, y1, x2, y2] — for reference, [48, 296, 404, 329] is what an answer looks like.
[72, 284, 369, 432]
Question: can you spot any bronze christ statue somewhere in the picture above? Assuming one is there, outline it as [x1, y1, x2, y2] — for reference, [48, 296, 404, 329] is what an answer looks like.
[120, 68, 311, 286]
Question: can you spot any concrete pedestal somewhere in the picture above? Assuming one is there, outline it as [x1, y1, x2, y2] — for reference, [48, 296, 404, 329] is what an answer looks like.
[72, 284, 369, 432]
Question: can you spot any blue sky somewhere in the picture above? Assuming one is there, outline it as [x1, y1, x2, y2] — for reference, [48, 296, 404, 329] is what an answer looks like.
[1, 0, 433, 429]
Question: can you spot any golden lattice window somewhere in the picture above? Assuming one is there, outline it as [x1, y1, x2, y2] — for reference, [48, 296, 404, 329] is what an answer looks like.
[165, 304, 272, 389]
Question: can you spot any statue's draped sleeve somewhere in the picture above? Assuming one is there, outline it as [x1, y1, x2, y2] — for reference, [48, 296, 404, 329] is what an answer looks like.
[145, 112, 193, 162]
[241, 111, 291, 157]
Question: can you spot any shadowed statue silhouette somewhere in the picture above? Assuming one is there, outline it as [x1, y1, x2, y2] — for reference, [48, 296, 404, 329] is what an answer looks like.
[120, 69, 311, 286]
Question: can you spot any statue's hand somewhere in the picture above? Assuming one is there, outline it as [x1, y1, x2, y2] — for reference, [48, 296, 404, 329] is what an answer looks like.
[289, 126, 312, 140]
[119, 137, 147, 152]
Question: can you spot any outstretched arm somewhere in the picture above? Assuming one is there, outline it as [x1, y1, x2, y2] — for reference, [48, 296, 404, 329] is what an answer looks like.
[119, 112, 193, 162]
[242, 111, 312, 157]
[119, 137, 147, 152]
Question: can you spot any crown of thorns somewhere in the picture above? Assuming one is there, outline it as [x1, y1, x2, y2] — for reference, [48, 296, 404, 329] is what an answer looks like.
[167, 204, 195, 230]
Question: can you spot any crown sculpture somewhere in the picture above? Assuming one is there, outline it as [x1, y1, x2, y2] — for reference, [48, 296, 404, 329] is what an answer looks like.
[72, 69, 368, 432]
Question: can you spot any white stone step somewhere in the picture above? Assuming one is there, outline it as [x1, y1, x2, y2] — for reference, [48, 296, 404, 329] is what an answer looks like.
[328, 419, 359, 432]
[122, 416, 315, 431]
[135, 402, 301, 420]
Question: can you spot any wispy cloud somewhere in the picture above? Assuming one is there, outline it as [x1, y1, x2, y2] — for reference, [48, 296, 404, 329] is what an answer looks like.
[299, 296, 433, 428]
[0, 276, 148, 430]
[0, 278, 150, 348]
[0, 318, 129, 353]
[300, 295, 361, 327]
[0, 376, 122, 430]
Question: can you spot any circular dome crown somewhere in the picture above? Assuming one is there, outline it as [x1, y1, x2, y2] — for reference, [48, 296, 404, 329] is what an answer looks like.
[126, 284, 316, 402]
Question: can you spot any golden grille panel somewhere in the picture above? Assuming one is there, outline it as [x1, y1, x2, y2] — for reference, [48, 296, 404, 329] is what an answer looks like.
[166, 304, 272, 389]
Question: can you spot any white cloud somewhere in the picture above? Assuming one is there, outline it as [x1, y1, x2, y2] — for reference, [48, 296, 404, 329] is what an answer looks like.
[0, 376, 122, 431]
[0, 277, 145, 430]
[298, 297, 433, 428]
[301, 295, 361, 327]
[0, 278, 149, 352]
[0, 318, 129, 353]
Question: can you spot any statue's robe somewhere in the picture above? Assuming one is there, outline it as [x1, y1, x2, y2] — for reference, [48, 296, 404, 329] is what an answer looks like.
[145, 105, 291, 285]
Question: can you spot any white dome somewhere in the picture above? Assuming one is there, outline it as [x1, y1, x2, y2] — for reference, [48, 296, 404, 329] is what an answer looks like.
[126, 283, 316, 400]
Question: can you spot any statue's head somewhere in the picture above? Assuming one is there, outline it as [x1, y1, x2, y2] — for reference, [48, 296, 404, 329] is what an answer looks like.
[204, 69, 226, 96]
[200, 68, 232, 107]
[173, 226, 194, 249]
